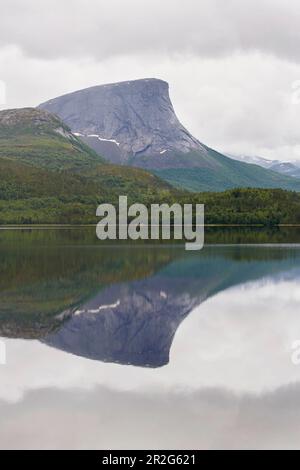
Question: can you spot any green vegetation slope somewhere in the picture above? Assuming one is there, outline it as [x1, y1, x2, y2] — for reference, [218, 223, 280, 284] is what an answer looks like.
[1, 108, 300, 226]
[153, 147, 300, 192]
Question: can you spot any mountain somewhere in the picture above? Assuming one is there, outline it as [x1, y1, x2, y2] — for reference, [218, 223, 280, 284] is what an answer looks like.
[227, 153, 300, 179]
[271, 161, 300, 178]
[0, 107, 174, 223]
[0, 107, 104, 171]
[39, 78, 300, 192]
[39, 78, 202, 166]
[152, 150, 300, 192]
[0, 107, 171, 192]
[2, 108, 300, 225]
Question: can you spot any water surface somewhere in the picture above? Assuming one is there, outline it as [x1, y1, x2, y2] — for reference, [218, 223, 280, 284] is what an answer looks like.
[1, 229, 300, 449]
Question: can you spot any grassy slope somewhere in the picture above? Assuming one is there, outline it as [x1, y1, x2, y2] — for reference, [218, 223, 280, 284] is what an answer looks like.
[153, 148, 300, 192]
[0, 108, 171, 192]
[0, 108, 105, 171]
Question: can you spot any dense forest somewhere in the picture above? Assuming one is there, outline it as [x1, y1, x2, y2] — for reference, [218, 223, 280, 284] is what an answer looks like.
[0, 163, 300, 227]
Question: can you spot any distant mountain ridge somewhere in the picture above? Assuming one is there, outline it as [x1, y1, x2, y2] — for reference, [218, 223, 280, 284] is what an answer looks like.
[271, 161, 300, 178]
[39, 78, 300, 192]
[227, 153, 300, 179]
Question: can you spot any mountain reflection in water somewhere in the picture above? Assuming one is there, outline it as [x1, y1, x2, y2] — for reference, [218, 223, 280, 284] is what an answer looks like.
[1, 229, 300, 368]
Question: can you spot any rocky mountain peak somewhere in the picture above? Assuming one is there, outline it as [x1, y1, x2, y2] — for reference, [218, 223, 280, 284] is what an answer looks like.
[39, 78, 204, 165]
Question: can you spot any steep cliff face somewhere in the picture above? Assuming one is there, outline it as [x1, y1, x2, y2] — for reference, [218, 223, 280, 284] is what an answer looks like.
[39, 78, 207, 166]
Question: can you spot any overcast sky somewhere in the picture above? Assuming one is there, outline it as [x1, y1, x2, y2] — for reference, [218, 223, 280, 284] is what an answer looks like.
[1, 0, 300, 160]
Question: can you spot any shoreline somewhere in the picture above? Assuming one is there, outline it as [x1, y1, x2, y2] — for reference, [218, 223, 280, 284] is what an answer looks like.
[1, 224, 300, 229]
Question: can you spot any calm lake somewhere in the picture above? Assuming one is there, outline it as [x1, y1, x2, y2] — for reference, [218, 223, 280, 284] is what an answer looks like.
[1, 228, 300, 449]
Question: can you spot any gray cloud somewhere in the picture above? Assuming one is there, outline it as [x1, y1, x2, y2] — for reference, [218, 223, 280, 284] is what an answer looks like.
[0, 383, 300, 449]
[0, 0, 300, 63]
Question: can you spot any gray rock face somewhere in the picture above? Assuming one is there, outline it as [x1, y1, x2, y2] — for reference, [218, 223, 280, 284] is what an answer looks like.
[39, 78, 207, 165]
